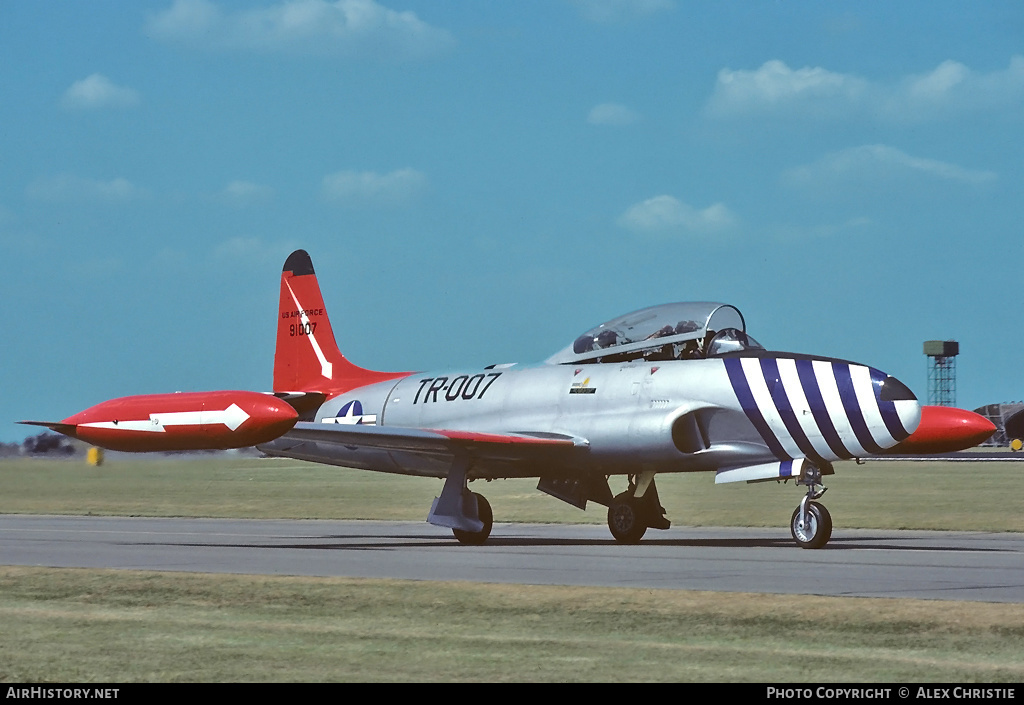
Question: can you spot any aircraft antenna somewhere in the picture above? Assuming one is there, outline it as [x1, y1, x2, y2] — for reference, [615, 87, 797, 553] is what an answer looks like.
[924, 340, 958, 407]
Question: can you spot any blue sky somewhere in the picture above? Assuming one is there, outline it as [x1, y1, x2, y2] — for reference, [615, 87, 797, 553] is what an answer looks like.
[3, 0, 1023, 442]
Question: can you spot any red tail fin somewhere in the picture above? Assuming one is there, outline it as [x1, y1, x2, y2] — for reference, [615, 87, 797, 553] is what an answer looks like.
[273, 250, 407, 396]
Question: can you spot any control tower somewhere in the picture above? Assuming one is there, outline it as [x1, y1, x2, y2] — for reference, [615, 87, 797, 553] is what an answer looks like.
[924, 340, 958, 407]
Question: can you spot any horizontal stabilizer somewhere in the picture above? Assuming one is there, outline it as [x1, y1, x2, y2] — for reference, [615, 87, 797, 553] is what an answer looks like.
[273, 391, 328, 418]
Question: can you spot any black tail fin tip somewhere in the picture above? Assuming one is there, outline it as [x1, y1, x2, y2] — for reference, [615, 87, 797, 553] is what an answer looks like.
[283, 249, 315, 276]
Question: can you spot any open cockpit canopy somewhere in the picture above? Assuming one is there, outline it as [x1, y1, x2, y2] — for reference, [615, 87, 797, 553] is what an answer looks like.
[546, 302, 764, 365]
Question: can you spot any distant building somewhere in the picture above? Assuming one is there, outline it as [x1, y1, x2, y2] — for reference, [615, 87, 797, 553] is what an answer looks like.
[973, 403, 1024, 448]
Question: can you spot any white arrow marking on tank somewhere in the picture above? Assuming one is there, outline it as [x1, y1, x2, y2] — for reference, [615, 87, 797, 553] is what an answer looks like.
[79, 404, 251, 433]
[284, 278, 333, 380]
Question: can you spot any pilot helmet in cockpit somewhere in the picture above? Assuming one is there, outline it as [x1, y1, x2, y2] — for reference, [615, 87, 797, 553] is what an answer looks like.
[595, 330, 618, 349]
[647, 325, 675, 340]
[572, 334, 594, 354]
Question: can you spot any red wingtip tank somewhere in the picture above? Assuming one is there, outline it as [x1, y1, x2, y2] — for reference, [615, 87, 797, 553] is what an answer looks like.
[883, 405, 996, 455]
[22, 390, 298, 452]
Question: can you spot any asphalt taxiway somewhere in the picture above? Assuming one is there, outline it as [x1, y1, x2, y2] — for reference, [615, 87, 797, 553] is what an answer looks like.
[2, 515, 1022, 603]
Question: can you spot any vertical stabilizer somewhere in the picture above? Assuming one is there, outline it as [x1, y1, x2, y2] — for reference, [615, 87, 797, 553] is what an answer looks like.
[273, 250, 408, 395]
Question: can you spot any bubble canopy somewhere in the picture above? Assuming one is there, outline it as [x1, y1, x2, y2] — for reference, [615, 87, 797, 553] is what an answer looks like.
[546, 302, 763, 364]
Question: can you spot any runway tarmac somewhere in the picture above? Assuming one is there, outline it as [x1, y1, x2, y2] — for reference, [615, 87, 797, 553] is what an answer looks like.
[2, 514, 1022, 603]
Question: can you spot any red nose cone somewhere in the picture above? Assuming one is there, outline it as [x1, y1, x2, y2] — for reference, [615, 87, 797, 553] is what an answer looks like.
[886, 405, 996, 454]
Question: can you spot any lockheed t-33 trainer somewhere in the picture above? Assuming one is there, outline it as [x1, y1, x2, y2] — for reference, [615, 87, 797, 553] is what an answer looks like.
[23, 250, 995, 549]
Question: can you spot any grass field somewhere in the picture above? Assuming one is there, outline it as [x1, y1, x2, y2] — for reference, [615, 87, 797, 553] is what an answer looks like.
[1, 455, 1022, 532]
[2, 566, 1023, 683]
[1, 455, 1022, 682]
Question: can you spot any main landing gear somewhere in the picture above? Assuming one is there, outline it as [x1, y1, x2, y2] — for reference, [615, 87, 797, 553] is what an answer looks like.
[452, 493, 492, 545]
[428, 455, 494, 544]
[790, 466, 832, 549]
[606, 474, 670, 544]
[429, 460, 833, 548]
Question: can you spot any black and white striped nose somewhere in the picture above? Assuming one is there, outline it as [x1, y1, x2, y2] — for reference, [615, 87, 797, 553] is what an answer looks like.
[724, 357, 921, 463]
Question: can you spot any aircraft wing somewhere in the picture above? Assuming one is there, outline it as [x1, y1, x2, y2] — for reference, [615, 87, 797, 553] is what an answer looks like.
[271, 421, 587, 463]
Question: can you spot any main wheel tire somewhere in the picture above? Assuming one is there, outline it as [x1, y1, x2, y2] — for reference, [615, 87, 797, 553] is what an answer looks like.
[607, 493, 647, 544]
[790, 502, 833, 549]
[452, 493, 493, 545]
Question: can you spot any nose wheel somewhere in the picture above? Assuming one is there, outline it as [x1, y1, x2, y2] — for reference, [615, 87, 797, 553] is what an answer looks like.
[791, 464, 832, 549]
[790, 500, 832, 549]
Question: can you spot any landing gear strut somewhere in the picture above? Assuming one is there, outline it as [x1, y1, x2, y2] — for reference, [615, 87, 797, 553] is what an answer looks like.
[791, 465, 832, 549]
[606, 473, 670, 544]
[429, 454, 494, 544]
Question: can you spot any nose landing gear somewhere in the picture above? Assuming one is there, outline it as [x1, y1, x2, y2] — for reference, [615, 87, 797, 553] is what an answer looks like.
[791, 465, 832, 549]
[790, 499, 832, 549]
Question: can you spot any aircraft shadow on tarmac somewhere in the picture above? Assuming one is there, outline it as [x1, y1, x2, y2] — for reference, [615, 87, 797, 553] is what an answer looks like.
[125, 534, 1008, 553]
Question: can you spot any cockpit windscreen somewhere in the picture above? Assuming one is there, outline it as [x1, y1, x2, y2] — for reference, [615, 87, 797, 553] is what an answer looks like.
[546, 302, 763, 364]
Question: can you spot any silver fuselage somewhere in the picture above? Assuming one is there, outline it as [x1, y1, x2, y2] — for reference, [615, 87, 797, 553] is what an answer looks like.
[304, 355, 921, 480]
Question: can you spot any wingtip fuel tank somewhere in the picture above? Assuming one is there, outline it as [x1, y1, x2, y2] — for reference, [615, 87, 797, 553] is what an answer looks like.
[21, 390, 298, 452]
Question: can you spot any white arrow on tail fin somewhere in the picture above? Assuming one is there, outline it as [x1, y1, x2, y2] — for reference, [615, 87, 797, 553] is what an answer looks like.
[284, 278, 333, 380]
[79, 404, 251, 433]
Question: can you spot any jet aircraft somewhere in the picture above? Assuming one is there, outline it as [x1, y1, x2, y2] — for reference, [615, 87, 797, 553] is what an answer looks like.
[23, 250, 996, 549]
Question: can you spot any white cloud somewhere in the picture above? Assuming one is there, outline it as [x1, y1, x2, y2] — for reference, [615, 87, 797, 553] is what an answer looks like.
[25, 174, 149, 203]
[587, 103, 640, 126]
[148, 0, 454, 59]
[783, 145, 997, 187]
[570, 0, 674, 23]
[61, 74, 140, 110]
[907, 60, 971, 101]
[321, 168, 426, 206]
[149, 0, 220, 35]
[707, 56, 1024, 121]
[706, 60, 868, 118]
[618, 195, 737, 236]
[885, 56, 1024, 119]
[217, 180, 275, 206]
